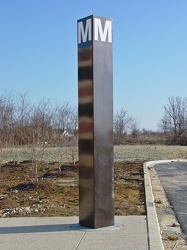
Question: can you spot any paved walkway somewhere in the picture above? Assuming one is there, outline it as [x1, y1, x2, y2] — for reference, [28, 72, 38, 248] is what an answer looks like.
[0, 216, 148, 250]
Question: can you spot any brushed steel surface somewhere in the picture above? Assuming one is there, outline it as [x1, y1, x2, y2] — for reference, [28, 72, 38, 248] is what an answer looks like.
[78, 44, 94, 228]
[78, 15, 113, 228]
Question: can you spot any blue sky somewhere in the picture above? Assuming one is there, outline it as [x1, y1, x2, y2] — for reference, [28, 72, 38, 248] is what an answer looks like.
[1, 1, 187, 130]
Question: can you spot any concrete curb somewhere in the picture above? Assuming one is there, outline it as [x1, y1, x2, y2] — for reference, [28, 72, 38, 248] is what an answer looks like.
[144, 159, 187, 249]
[144, 161, 164, 250]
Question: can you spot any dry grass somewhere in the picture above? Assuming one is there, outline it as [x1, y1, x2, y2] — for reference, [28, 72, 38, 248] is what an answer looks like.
[1, 145, 187, 164]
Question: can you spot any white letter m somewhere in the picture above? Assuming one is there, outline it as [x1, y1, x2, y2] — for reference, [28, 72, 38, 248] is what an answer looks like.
[78, 18, 92, 44]
[94, 18, 112, 43]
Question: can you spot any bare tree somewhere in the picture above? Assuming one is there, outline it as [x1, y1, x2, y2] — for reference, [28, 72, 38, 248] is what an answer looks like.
[129, 120, 139, 139]
[14, 92, 32, 145]
[0, 94, 15, 146]
[20, 99, 53, 182]
[29, 99, 53, 144]
[68, 106, 78, 135]
[159, 96, 187, 144]
[52, 103, 78, 167]
[61, 134, 78, 164]
[114, 108, 137, 144]
[53, 103, 71, 132]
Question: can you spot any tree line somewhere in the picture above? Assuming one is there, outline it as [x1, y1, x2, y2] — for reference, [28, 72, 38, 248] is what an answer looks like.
[0, 93, 77, 147]
[158, 96, 187, 145]
[1, 93, 187, 147]
[114, 96, 187, 145]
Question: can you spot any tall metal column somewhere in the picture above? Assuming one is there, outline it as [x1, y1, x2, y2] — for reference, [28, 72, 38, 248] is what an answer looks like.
[78, 15, 114, 229]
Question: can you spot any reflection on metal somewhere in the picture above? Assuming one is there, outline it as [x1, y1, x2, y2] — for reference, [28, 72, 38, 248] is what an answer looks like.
[78, 15, 114, 229]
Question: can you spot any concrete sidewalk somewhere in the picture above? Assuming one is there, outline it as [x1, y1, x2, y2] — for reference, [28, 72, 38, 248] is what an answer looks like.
[0, 216, 148, 250]
[0, 162, 165, 250]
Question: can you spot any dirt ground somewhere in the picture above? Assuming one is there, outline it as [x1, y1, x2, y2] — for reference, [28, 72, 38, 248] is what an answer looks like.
[0, 161, 145, 218]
